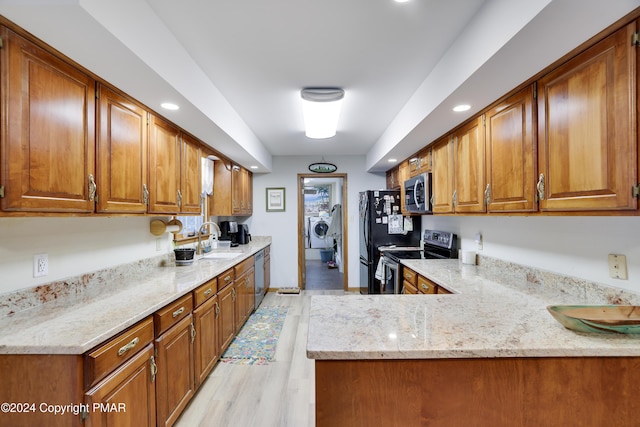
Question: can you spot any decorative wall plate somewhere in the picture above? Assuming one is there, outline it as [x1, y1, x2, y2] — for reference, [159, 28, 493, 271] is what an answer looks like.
[309, 162, 337, 173]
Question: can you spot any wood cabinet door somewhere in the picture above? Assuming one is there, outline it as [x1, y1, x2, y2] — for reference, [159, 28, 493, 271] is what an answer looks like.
[210, 160, 233, 216]
[408, 148, 432, 176]
[397, 161, 409, 214]
[179, 134, 202, 214]
[217, 283, 236, 354]
[485, 85, 537, 212]
[243, 167, 253, 214]
[85, 343, 156, 427]
[95, 85, 148, 213]
[231, 165, 243, 215]
[154, 314, 195, 427]
[193, 295, 219, 389]
[1, 28, 96, 213]
[453, 116, 486, 213]
[432, 136, 454, 214]
[148, 115, 181, 214]
[537, 21, 637, 212]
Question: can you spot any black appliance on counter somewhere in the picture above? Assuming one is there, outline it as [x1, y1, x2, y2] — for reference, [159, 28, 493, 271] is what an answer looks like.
[237, 224, 251, 245]
[220, 221, 239, 246]
[359, 190, 421, 294]
[380, 230, 458, 294]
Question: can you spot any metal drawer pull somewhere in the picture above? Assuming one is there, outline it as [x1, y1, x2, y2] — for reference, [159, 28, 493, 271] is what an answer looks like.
[150, 356, 157, 383]
[172, 307, 185, 318]
[223, 275, 231, 282]
[204, 288, 213, 297]
[117, 337, 139, 356]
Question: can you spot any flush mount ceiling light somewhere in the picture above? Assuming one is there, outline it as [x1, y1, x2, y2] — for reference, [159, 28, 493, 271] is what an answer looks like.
[301, 88, 344, 139]
[453, 104, 471, 112]
[161, 102, 180, 111]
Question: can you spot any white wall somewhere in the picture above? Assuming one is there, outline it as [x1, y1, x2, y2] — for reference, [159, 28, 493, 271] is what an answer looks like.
[0, 217, 173, 294]
[423, 215, 640, 292]
[247, 155, 385, 288]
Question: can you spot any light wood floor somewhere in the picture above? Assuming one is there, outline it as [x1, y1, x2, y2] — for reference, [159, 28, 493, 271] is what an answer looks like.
[175, 290, 348, 427]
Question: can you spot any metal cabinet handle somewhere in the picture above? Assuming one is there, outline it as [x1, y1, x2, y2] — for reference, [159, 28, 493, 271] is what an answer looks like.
[204, 288, 213, 297]
[143, 184, 149, 206]
[117, 337, 139, 356]
[484, 183, 491, 206]
[536, 173, 545, 201]
[232, 288, 236, 302]
[88, 174, 97, 202]
[190, 323, 196, 344]
[452, 190, 457, 208]
[172, 306, 185, 318]
[150, 355, 157, 383]
[215, 301, 220, 318]
[223, 275, 231, 283]
[177, 190, 183, 208]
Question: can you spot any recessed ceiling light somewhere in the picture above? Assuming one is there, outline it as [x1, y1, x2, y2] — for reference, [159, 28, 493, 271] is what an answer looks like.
[161, 102, 180, 111]
[453, 104, 471, 112]
[395, 0, 410, 3]
[388, 158, 397, 163]
[250, 166, 258, 169]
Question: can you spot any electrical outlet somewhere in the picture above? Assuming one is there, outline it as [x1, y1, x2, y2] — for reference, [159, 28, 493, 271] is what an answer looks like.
[33, 253, 48, 278]
[608, 254, 628, 280]
[474, 232, 483, 251]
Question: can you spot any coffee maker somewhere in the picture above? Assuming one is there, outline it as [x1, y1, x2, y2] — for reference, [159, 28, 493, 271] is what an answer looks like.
[219, 221, 239, 246]
[237, 224, 251, 245]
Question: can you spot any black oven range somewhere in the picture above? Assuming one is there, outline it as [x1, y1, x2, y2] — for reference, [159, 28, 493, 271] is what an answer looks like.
[378, 230, 458, 294]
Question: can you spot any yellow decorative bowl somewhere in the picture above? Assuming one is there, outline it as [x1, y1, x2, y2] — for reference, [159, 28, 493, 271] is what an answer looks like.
[547, 305, 640, 334]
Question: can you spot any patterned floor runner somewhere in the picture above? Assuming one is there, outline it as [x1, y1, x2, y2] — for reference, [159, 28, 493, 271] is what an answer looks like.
[221, 306, 289, 365]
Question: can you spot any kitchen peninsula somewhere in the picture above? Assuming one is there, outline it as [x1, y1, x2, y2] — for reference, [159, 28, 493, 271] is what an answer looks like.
[0, 237, 270, 427]
[307, 259, 640, 427]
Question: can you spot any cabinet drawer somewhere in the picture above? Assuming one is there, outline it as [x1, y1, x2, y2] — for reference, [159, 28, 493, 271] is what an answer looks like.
[85, 316, 154, 388]
[154, 293, 193, 336]
[403, 280, 418, 294]
[194, 277, 217, 307]
[403, 267, 418, 285]
[234, 256, 254, 276]
[218, 268, 235, 290]
[417, 275, 437, 294]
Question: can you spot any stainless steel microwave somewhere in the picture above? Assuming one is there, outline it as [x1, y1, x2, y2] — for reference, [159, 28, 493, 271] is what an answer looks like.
[404, 173, 432, 214]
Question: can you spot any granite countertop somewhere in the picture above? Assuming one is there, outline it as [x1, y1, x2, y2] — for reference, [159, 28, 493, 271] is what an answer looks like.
[0, 237, 271, 355]
[307, 259, 640, 360]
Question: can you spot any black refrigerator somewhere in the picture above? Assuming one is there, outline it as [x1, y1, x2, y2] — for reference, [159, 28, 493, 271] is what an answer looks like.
[359, 190, 421, 294]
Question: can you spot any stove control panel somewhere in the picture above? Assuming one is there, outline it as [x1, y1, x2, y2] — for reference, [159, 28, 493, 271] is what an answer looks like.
[423, 230, 455, 249]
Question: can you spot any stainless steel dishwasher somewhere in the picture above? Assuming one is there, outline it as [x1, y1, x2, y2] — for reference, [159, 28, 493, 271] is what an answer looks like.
[254, 249, 265, 309]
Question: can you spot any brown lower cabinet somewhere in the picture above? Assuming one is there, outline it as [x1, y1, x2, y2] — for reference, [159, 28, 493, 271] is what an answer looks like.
[154, 314, 195, 427]
[0, 249, 264, 427]
[316, 357, 640, 427]
[84, 343, 157, 427]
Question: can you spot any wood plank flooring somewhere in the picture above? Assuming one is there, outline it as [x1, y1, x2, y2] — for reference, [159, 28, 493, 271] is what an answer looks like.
[175, 290, 348, 427]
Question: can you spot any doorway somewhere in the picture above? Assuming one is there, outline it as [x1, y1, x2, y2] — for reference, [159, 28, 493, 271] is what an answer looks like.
[297, 173, 348, 290]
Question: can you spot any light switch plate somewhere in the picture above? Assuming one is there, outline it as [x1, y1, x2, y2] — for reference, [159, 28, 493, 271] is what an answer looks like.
[608, 254, 628, 280]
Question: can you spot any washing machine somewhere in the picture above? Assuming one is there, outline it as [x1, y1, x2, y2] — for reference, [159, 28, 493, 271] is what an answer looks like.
[309, 216, 332, 248]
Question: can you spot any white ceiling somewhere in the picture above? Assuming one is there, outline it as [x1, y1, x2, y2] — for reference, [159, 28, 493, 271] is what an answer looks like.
[0, 0, 639, 173]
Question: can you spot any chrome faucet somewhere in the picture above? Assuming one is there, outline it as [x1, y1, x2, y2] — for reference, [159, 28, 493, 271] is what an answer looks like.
[196, 221, 221, 255]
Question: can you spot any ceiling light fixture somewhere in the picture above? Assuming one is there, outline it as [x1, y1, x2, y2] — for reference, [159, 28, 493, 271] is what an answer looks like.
[453, 104, 471, 112]
[161, 102, 180, 111]
[388, 158, 397, 163]
[301, 88, 344, 139]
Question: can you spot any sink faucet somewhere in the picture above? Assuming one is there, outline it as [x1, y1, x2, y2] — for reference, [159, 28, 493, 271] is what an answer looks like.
[197, 221, 221, 255]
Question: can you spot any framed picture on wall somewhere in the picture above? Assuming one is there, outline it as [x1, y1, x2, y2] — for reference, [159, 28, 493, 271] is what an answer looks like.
[266, 187, 286, 212]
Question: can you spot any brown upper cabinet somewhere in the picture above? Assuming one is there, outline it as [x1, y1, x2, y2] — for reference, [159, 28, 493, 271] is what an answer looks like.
[211, 160, 253, 216]
[537, 21, 638, 212]
[1, 27, 96, 213]
[386, 165, 400, 189]
[148, 115, 202, 215]
[432, 136, 455, 214]
[408, 148, 432, 177]
[452, 116, 486, 213]
[484, 84, 537, 213]
[96, 85, 149, 214]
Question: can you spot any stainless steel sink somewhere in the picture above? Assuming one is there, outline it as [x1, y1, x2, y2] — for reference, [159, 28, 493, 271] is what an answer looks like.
[200, 252, 242, 260]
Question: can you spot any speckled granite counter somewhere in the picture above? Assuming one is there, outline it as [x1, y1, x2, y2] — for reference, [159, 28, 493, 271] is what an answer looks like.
[307, 258, 640, 360]
[0, 237, 270, 354]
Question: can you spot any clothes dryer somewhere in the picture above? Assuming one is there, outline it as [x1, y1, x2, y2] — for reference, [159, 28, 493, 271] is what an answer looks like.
[309, 216, 332, 248]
